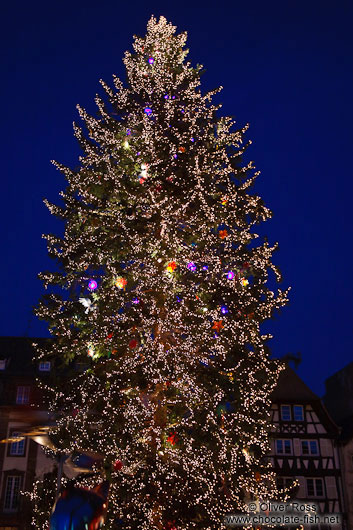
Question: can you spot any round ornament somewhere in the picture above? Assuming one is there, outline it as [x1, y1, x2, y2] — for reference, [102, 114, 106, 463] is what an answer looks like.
[166, 261, 177, 273]
[115, 277, 127, 289]
[219, 229, 228, 239]
[88, 279, 97, 291]
[113, 460, 123, 471]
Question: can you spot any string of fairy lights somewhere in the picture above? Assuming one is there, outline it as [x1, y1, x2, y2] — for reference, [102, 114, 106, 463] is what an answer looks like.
[33, 15, 293, 530]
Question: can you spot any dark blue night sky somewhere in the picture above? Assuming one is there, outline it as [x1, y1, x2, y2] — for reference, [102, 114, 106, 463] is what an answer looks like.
[1, 0, 352, 396]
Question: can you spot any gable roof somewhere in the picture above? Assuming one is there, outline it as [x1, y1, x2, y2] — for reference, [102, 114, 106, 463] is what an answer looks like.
[271, 365, 319, 402]
[272, 365, 340, 435]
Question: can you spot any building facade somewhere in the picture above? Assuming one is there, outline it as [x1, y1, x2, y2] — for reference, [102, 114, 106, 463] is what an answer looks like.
[269, 366, 345, 529]
[0, 337, 53, 530]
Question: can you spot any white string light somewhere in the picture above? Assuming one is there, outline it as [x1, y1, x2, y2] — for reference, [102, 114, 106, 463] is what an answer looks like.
[34, 15, 292, 530]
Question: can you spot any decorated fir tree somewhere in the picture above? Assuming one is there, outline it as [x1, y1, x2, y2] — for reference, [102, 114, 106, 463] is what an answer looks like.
[36, 16, 291, 529]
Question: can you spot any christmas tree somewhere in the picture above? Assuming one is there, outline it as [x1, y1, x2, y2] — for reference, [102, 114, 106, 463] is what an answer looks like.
[36, 15, 290, 529]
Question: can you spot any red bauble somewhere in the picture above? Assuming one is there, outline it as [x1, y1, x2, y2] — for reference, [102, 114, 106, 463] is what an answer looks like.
[129, 339, 138, 349]
[113, 460, 123, 471]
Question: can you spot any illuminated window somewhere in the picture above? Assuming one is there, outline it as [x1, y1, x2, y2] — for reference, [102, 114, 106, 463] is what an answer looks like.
[301, 440, 319, 456]
[39, 361, 51, 372]
[293, 405, 304, 421]
[9, 433, 25, 456]
[16, 386, 30, 405]
[3, 476, 21, 512]
[280, 405, 291, 421]
[276, 439, 292, 455]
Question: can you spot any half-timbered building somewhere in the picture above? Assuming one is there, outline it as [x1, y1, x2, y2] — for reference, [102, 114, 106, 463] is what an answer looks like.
[268, 366, 345, 528]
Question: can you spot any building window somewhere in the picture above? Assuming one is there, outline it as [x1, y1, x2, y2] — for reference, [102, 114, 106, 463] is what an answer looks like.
[280, 405, 291, 421]
[3, 475, 21, 512]
[293, 405, 304, 421]
[39, 361, 51, 372]
[277, 477, 293, 490]
[0, 360, 6, 370]
[301, 440, 319, 456]
[75, 362, 89, 373]
[16, 386, 30, 405]
[9, 433, 25, 456]
[276, 439, 292, 455]
[306, 478, 324, 497]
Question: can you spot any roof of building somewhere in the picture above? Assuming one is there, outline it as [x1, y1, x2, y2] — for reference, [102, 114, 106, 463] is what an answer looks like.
[271, 365, 319, 402]
[272, 364, 340, 435]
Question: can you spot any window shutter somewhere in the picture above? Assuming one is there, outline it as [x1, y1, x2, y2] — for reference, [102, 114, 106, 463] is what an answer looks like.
[296, 476, 306, 498]
[270, 438, 275, 453]
[293, 438, 301, 456]
[325, 476, 337, 499]
[320, 438, 333, 457]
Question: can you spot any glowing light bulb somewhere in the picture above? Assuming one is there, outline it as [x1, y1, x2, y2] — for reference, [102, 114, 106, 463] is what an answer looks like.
[227, 271, 235, 280]
[88, 280, 97, 291]
[221, 306, 228, 314]
[144, 107, 152, 116]
[148, 57, 154, 64]
[166, 261, 177, 273]
[115, 277, 127, 289]
[187, 262, 196, 272]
